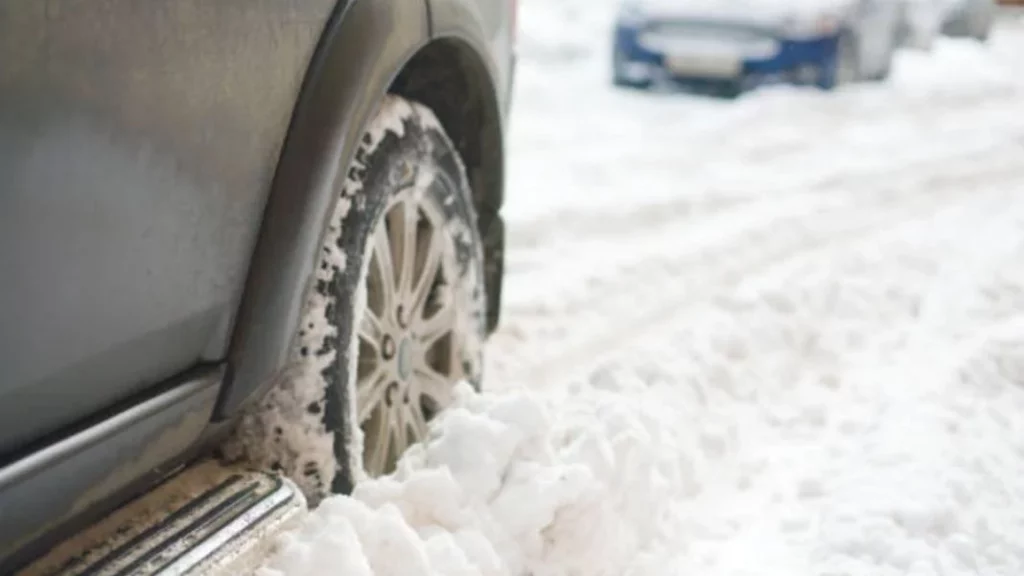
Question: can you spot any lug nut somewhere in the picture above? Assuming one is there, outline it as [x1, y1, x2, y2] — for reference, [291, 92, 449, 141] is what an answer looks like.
[381, 335, 396, 359]
[385, 381, 399, 406]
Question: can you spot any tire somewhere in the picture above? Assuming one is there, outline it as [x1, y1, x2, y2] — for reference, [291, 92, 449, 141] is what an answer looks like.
[612, 49, 651, 89]
[227, 95, 488, 503]
[719, 80, 743, 99]
[834, 31, 861, 86]
[816, 60, 838, 90]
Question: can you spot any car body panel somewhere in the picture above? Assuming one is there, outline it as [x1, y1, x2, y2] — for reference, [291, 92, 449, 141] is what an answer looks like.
[0, 0, 336, 456]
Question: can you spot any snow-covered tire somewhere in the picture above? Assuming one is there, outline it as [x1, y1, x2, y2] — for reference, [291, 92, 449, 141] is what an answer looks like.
[227, 95, 487, 503]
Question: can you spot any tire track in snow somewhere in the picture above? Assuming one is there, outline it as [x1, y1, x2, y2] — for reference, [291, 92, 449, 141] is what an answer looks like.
[503, 135, 1024, 298]
[502, 143, 1023, 321]
[490, 148, 1024, 388]
[508, 119, 1023, 253]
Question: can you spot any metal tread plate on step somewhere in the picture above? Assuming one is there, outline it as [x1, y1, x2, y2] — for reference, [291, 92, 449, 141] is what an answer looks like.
[19, 461, 306, 576]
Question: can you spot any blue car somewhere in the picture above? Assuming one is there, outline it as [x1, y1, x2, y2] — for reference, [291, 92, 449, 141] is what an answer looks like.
[612, 0, 901, 95]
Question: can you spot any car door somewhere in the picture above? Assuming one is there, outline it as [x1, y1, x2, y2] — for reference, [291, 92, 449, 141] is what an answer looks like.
[0, 0, 335, 457]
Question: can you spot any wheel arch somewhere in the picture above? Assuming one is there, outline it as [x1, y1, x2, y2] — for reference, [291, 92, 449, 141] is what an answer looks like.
[217, 0, 506, 419]
[388, 36, 507, 336]
[215, 0, 430, 418]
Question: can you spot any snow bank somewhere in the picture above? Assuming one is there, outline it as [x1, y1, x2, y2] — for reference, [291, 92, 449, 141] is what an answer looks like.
[253, 377, 700, 576]
[255, 186, 1024, 576]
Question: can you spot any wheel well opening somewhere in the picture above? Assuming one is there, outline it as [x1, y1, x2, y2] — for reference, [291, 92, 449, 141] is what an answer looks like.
[389, 38, 505, 331]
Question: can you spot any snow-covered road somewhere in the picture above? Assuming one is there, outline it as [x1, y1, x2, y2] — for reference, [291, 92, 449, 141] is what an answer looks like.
[254, 5, 1024, 576]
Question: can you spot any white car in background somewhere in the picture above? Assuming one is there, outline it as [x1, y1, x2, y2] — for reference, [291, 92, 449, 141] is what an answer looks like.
[896, 0, 995, 49]
[941, 0, 997, 39]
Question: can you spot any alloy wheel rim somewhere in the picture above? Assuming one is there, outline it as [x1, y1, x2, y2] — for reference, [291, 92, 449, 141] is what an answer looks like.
[356, 190, 465, 477]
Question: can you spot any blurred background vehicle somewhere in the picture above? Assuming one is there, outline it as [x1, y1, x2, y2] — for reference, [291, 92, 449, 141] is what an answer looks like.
[896, 0, 997, 49]
[941, 0, 997, 39]
[611, 0, 903, 96]
[894, 0, 945, 49]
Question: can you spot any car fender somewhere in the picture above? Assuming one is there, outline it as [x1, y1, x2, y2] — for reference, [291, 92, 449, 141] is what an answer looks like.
[215, 0, 432, 418]
[428, 0, 515, 122]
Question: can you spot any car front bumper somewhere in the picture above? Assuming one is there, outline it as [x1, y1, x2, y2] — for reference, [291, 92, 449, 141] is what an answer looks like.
[614, 22, 839, 87]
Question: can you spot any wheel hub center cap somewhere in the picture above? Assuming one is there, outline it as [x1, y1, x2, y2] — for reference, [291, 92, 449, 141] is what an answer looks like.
[396, 337, 413, 381]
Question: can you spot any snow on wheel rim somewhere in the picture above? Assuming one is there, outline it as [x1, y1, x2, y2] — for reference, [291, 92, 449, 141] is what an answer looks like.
[356, 189, 465, 477]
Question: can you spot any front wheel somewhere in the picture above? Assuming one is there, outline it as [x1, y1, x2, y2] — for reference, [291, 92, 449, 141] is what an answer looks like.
[229, 95, 488, 503]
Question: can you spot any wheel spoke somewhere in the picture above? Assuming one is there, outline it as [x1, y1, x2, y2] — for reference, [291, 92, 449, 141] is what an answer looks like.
[409, 230, 443, 318]
[391, 409, 409, 459]
[417, 299, 455, 349]
[389, 199, 419, 300]
[371, 225, 397, 310]
[366, 404, 393, 475]
[356, 185, 478, 479]
[413, 364, 454, 409]
[406, 403, 430, 441]
[357, 368, 389, 423]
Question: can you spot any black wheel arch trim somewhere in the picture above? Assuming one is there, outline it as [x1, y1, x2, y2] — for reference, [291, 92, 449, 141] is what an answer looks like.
[214, 0, 431, 419]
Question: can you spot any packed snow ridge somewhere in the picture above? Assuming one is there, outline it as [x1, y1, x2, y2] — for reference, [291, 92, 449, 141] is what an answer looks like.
[255, 379, 694, 576]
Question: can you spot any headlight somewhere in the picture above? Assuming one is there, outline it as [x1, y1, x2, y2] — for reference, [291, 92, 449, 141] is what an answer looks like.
[781, 14, 840, 38]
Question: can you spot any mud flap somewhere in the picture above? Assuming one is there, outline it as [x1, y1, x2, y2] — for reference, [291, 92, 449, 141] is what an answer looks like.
[18, 461, 305, 576]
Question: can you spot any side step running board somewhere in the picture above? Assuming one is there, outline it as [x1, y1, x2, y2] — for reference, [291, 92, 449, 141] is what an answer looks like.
[19, 461, 306, 576]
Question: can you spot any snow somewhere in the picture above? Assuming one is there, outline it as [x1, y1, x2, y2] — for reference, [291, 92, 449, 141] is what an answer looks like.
[252, 5, 1024, 576]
